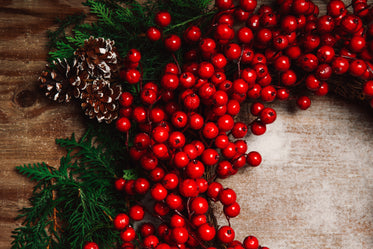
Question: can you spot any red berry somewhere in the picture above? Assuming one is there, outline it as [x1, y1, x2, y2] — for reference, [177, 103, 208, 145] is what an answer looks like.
[114, 213, 130, 230]
[203, 122, 219, 139]
[296, 96, 311, 110]
[155, 11, 171, 27]
[122, 69, 141, 84]
[190, 196, 209, 214]
[219, 188, 237, 205]
[184, 25, 201, 43]
[127, 49, 141, 63]
[140, 223, 155, 237]
[164, 34, 181, 52]
[225, 43, 242, 60]
[363, 81, 373, 97]
[223, 202, 240, 217]
[240, 0, 257, 12]
[147, 27, 161, 41]
[186, 160, 205, 178]
[173, 151, 190, 168]
[143, 235, 159, 248]
[116, 117, 131, 132]
[216, 0, 233, 10]
[251, 121, 266, 135]
[120, 227, 136, 242]
[217, 226, 235, 244]
[246, 151, 262, 166]
[237, 27, 254, 44]
[179, 179, 198, 197]
[166, 193, 183, 209]
[134, 178, 150, 195]
[162, 173, 179, 190]
[83, 242, 99, 249]
[151, 183, 168, 201]
[129, 205, 145, 221]
[231, 122, 248, 138]
[260, 107, 276, 124]
[198, 223, 216, 241]
[243, 236, 259, 249]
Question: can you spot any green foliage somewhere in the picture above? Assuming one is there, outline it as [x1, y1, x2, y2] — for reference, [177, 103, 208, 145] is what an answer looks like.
[11, 127, 129, 249]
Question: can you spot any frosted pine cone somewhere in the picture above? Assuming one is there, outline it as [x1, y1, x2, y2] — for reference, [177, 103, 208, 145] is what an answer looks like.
[75, 37, 119, 79]
[39, 58, 84, 103]
[80, 79, 122, 123]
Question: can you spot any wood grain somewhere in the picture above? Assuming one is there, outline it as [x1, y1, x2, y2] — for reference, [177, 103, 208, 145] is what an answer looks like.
[0, 1, 372, 249]
[0, 1, 86, 248]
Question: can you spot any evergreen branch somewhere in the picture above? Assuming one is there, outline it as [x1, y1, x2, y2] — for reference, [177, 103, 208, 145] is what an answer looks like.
[85, 0, 115, 27]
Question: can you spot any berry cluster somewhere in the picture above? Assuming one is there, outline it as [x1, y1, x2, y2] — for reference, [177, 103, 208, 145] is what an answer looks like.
[83, 0, 372, 248]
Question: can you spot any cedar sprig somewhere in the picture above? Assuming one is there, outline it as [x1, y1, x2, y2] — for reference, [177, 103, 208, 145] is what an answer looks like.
[12, 127, 129, 249]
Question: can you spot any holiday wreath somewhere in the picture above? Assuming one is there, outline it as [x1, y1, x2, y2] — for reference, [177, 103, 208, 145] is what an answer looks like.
[10, 0, 373, 248]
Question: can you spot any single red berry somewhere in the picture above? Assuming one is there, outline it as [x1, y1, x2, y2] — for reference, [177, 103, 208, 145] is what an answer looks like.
[171, 111, 188, 128]
[199, 38, 216, 53]
[179, 179, 198, 197]
[122, 69, 141, 84]
[166, 193, 183, 209]
[149, 167, 165, 182]
[129, 205, 145, 221]
[152, 143, 170, 160]
[202, 122, 219, 139]
[298, 53, 319, 72]
[198, 223, 216, 241]
[153, 201, 169, 216]
[120, 227, 136, 242]
[243, 236, 259, 249]
[296, 96, 311, 110]
[198, 62, 215, 79]
[274, 55, 290, 72]
[317, 15, 335, 34]
[164, 34, 181, 52]
[216, 0, 233, 10]
[155, 11, 171, 27]
[114, 213, 130, 230]
[201, 148, 220, 166]
[219, 188, 237, 206]
[140, 223, 156, 237]
[147, 27, 161, 41]
[127, 48, 141, 63]
[184, 25, 201, 43]
[119, 92, 134, 107]
[240, 0, 257, 12]
[190, 196, 209, 214]
[223, 202, 240, 218]
[211, 53, 228, 69]
[260, 107, 276, 124]
[192, 214, 207, 227]
[315, 82, 329, 96]
[251, 121, 266, 135]
[116, 117, 131, 132]
[225, 43, 242, 60]
[141, 89, 158, 105]
[151, 183, 168, 201]
[168, 131, 186, 149]
[231, 122, 248, 138]
[363, 81, 373, 97]
[162, 173, 179, 190]
[237, 27, 254, 44]
[215, 134, 230, 149]
[83, 242, 99, 249]
[114, 178, 126, 191]
[349, 59, 367, 77]
[315, 63, 333, 81]
[246, 151, 262, 166]
[227, 99, 241, 116]
[222, 143, 238, 161]
[179, 72, 196, 88]
[217, 226, 236, 244]
[186, 160, 205, 178]
[255, 28, 272, 44]
[331, 57, 349, 75]
[135, 178, 150, 195]
[276, 88, 290, 100]
[281, 15, 297, 33]
[261, 85, 276, 102]
[143, 235, 159, 249]
[247, 84, 262, 100]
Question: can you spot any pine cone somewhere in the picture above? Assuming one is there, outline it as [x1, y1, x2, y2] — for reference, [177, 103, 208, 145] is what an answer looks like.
[39, 58, 83, 103]
[75, 37, 119, 79]
[80, 79, 122, 123]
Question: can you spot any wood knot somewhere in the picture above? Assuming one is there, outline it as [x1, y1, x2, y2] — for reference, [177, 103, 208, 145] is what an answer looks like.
[15, 90, 37, 107]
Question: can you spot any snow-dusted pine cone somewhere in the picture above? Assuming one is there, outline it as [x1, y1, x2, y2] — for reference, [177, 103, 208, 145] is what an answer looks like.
[39, 58, 84, 103]
[75, 37, 119, 79]
[80, 79, 122, 123]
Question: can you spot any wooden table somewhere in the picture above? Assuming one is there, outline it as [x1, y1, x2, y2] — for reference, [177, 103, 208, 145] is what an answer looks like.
[0, 1, 372, 249]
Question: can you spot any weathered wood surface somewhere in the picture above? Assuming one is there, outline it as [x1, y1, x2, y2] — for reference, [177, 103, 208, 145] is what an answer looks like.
[0, 0, 372, 249]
